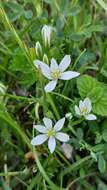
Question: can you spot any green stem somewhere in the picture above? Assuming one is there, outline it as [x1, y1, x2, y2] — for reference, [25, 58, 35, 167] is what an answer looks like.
[46, 93, 60, 120]
[70, 118, 84, 127]
[72, 49, 86, 70]
[0, 171, 27, 177]
[67, 171, 97, 189]
[51, 92, 73, 103]
[63, 155, 91, 176]
[1, 93, 37, 102]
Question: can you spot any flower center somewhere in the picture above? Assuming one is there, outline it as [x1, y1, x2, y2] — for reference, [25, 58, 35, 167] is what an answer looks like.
[51, 69, 61, 80]
[47, 129, 55, 137]
[80, 107, 88, 115]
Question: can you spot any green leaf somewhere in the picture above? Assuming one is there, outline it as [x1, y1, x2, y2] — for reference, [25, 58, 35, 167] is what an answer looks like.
[24, 10, 33, 20]
[96, 0, 107, 12]
[98, 155, 106, 173]
[9, 48, 36, 87]
[77, 75, 100, 101]
[77, 75, 107, 116]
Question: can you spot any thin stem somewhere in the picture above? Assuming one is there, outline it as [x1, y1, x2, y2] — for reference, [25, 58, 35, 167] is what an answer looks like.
[63, 155, 91, 176]
[51, 92, 73, 103]
[70, 118, 84, 127]
[1, 93, 37, 102]
[46, 93, 60, 120]
[67, 172, 97, 189]
[0, 171, 27, 177]
[72, 49, 86, 70]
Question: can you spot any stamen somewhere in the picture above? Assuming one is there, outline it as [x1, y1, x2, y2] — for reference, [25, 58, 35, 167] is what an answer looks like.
[81, 107, 88, 115]
[51, 69, 61, 80]
[48, 129, 55, 137]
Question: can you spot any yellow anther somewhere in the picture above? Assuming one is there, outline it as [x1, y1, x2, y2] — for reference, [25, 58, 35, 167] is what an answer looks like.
[48, 129, 55, 137]
[51, 70, 61, 80]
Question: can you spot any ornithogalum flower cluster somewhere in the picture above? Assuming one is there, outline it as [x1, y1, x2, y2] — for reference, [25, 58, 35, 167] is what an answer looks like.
[31, 25, 97, 154]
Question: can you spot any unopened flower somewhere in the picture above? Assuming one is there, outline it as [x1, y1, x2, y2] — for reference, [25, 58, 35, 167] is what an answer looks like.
[43, 54, 49, 64]
[0, 82, 6, 94]
[35, 41, 42, 58]
[65, 112, 73, 120]
[41, 25, 52, 47]
[75, 97, 97, 120]
[0, 82, 7, 103]
[31, 117, 69, 153]
[34, 55, 80, 92]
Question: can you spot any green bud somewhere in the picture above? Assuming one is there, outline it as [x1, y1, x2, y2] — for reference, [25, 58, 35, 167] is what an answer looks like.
[43, 54, 49, 64]
[35, 41, 42, 58]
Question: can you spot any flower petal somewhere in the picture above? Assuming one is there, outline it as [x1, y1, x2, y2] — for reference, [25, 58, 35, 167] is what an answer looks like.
[48, 137, 56, 153]
[60, 71, 80, 80]
[33, 60, 41, 69]
[31, 134, 48, 145]
[79, 100, 84, 110]
[50, 58, 58, 71]
[59, 55, 71, 72]
[75, 105, 81, 115]
[43, 117, 52, 129]
[55, 132, 69, 142]
[54, 117, 65, 131]
[38, 61, 51, 79]
[85, 114, 97, 120]
[44, 80, 57, 92]
[84, 97, 92, 113]
[34, 125, 47, 133]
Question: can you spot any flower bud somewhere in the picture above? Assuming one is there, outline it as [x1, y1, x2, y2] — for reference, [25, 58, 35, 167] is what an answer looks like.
[0, 82, 6, 94]
[0, 82, 6, 102]
[65, 112, 73, 120]
[41, 25, 52, 48]
[35, 41, 42, 58]
[43, 54, 49, 64]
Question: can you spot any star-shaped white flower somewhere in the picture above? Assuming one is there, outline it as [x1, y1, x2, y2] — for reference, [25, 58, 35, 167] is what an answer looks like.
[34, 55, 80, 92]
[31, 117, 69, 153]
[75, 97, 97, 120]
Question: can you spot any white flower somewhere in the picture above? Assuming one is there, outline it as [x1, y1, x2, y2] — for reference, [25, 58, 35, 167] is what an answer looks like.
[31, 117, 69, 153]
[41, 25, 52, 47]
[34, 55, 80, 92]
[35, 41, 42, 58]
[75, 97, 97, 120]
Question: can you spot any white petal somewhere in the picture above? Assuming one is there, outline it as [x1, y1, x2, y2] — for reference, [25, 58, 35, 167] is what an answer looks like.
[59, 55, 71, 72]
[39, 61, 51, 79]
[55, 132, 69, 142]
[31, 134, 48, 145]
[54, 117, 65, 131]
[75, 105, 81, 115]
[84, 97, 92, 113]
[48, 137, 56, 153]
[43, 117, 52, 129]
[34, 125, 47, 133]
[60, 71, 80, 80]
[79, 100, 84, 110]
[50, 58, 58, 71]
[44, 80, 57, 92]
[85, 114, 97, 120]
[33, 60, 41, 69]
